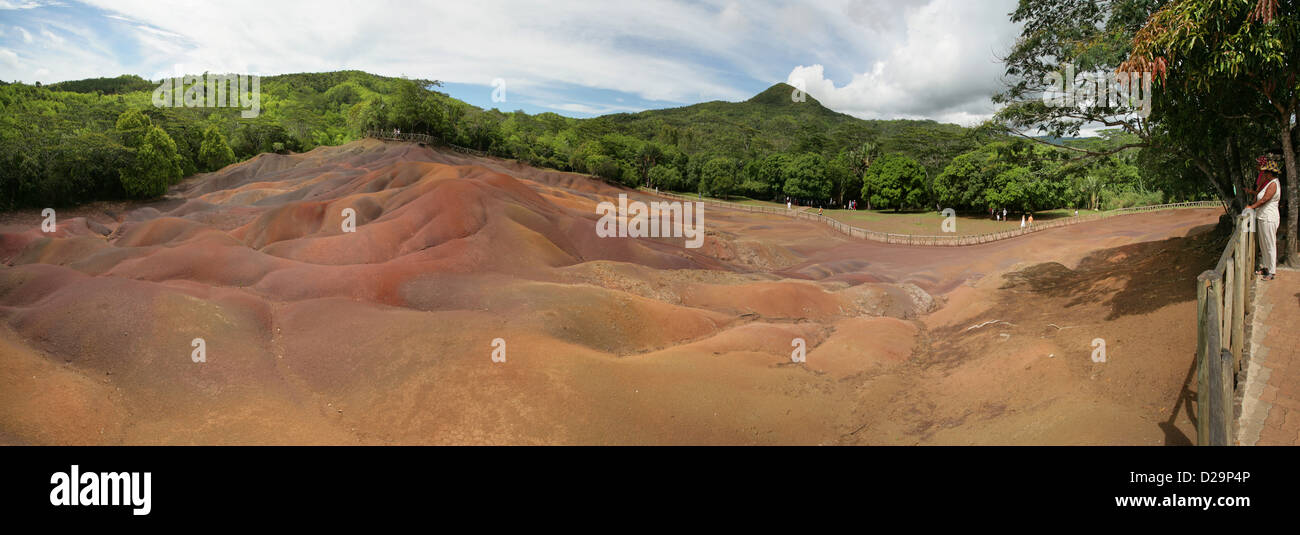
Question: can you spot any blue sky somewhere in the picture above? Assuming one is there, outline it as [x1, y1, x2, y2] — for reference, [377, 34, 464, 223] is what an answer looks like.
[0, 0, 1022, 125]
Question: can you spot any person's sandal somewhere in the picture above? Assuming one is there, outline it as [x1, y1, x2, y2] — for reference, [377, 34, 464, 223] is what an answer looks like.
[1262, 273, 1275, 281]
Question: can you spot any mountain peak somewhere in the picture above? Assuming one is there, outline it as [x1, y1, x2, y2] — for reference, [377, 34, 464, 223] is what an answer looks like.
[747, 82, 826, 108]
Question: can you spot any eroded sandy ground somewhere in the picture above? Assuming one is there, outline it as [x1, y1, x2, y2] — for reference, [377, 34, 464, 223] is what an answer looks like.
[0, 140, 1222, 445]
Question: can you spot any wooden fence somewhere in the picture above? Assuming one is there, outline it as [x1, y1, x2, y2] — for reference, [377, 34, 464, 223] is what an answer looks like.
[642, 189, 1221, 247]
[365, 130, 489, 157]
[1196, 212, 1256, 446]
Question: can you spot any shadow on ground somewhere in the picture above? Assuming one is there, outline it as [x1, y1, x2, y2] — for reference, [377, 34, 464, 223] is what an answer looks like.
[999, 223, 1223, 320]
[1160, 355, 1199, 445]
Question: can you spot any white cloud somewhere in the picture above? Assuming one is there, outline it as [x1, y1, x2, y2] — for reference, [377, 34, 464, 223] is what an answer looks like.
[2, 0, 1024, 124]
[541, 102, 644, 115]
[786, 0, 1020, 125]
[40, 27, 62, 45]
[71, 0, 940, 103]
[3, 17, 138, 83]
[77, 0, 770, 103]
[0, 48, 18, 68]
[0, 1, 55, 9]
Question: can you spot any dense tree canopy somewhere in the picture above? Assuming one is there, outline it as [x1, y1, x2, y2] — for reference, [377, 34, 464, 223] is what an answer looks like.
[1122, 0, 1299, 263]
[198, 125, 236, 172]
[863, 154, 928, 211]
[1, 63, 1219, 213]
[995, 0, 1297, 262]
[782, 153, 832, 201]
[700, 157, 738, 197]
[119, 124, 182, 198]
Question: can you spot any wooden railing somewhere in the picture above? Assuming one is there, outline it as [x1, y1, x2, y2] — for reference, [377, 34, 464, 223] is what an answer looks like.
[1196, 212, 1256, 446]
[365, 130, 489, 157]
[641, 189, 1221, 247]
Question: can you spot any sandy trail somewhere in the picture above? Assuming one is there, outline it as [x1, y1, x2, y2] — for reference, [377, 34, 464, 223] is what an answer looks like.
[0, 140, 1221, 444]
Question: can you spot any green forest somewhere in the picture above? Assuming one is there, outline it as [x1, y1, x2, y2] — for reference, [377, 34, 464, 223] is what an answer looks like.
[2, 67, 1203, 214]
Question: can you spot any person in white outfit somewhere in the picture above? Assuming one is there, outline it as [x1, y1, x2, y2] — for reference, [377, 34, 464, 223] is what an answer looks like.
[1249, 156, 1283, 280]
[1020, 214, 1026, 228]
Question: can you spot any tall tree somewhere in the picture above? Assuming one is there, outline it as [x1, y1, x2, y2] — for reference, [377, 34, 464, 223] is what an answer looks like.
[120, 125, 182, 198]
[1122, 0, 1300, 264]
[782, 153, 831, 201]
[637, 142, 665, 187]
[862, 153, 927, 211]
[702, 157, 739, 198]
[828, 150, 860, 207]
[198, 125, 236, 171]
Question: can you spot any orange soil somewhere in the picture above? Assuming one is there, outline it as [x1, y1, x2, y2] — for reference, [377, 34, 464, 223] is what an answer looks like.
[0, 139, 1222, 444]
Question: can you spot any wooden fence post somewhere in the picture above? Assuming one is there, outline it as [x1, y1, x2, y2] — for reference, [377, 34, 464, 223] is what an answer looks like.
[1196, 271, 1212, 446]
[1222, 260, 1234, 359]
[1232, 218, 1247, 373]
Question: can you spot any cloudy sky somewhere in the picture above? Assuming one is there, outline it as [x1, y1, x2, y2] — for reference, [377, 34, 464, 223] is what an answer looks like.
[0, 0, 1022, 126]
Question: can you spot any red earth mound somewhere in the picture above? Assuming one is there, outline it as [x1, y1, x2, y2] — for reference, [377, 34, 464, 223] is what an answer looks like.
[0, 139, 1222, 444]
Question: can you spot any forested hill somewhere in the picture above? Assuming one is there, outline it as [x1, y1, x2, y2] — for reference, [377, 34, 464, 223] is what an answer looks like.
[594, 82, 978, 177]
[2, 70, 1179, 213]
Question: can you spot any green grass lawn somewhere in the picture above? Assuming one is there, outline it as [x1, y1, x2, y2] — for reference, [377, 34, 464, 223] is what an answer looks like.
[650, 189, 1105, 236]
[820, 207, 1102, 236]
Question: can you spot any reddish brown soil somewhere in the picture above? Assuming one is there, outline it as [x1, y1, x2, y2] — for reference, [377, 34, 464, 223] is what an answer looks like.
[0, 140, 1222, 444]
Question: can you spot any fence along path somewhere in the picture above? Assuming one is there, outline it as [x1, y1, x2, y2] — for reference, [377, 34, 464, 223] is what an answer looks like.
[643, 190, 1221, 247]
[366, 130, 489, 157]
[1196, 212, 1256, 446]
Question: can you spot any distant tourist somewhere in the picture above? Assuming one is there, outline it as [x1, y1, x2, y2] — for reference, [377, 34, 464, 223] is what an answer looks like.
[1250, 156, 1283, 280]
[787, 200, 792, 210]
[1002, 208, 1007, 221]
[1020, 215, 1026, 228]
[1027, 213, 1034, 226]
